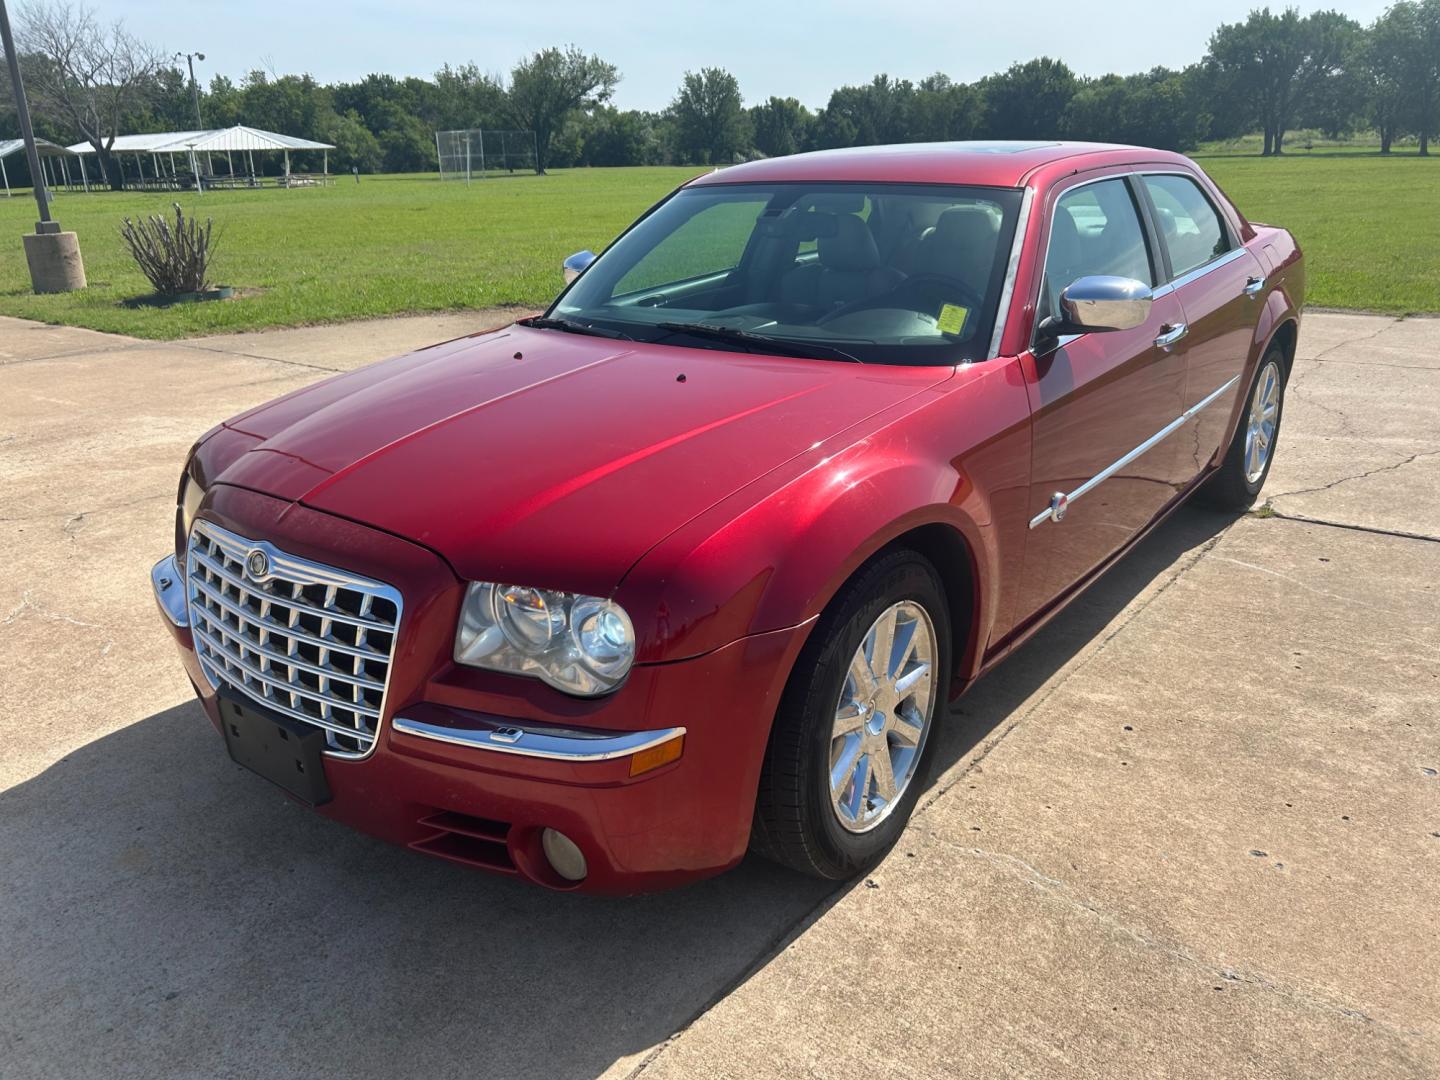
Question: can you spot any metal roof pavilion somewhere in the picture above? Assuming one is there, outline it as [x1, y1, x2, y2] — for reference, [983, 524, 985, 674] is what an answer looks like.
[60, 125, 336, 190]
[64, 125, 334, 155]
[1, 137, 81, 197]
[0, 137, 76, 159]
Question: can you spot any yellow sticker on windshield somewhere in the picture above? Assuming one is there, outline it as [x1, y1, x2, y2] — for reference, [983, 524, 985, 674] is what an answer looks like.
[937, 304, 969, 336]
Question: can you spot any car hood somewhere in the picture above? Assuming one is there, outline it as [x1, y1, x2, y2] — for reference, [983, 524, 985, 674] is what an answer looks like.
[214, 324, 948, 595]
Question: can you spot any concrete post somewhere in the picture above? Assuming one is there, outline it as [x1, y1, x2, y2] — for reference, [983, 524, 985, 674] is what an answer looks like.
[2, 0, 86, 293]
[23, 231, 87, 293]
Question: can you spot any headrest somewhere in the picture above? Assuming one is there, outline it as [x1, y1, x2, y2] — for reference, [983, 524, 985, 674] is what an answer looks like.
[818, 214, 881, 273]
[912, 205, 1001, 277]
[931, 206, 999, 248]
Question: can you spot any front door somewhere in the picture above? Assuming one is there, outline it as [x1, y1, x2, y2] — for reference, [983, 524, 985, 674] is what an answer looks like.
[1013, 174, 1188, 628]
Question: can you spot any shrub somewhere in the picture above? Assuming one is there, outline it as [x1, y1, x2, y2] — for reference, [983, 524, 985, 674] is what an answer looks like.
[121, 203, 218, 295]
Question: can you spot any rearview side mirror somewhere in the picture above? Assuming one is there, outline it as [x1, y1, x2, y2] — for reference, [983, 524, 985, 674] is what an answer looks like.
[562, 250, 597, 284]
[1038, 275, 1153, 341]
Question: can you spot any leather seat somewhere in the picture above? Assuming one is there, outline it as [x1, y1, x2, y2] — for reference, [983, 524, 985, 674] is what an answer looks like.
[780, 215, 904, 309]
[908, 206, 1000, 296]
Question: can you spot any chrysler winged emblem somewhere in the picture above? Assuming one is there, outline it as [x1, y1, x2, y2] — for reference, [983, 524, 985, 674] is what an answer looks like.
[245, 549, 270, 581]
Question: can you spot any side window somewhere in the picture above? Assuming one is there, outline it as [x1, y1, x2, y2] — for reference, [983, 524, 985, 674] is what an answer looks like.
[1141, 174, 1230, 279]
[1039, 179, 1153, 325]
[614, 197, 766, 295]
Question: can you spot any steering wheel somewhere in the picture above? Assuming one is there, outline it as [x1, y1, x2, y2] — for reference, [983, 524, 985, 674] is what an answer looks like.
[816, 272, 986, 327]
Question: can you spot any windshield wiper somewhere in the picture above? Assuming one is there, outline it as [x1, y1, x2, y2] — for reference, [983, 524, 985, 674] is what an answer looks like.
[655, 322, 863, 364]
[518, 315, 633, 341]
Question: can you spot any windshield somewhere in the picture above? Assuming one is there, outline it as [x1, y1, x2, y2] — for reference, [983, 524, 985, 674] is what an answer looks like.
[552, 182, 1023, 365]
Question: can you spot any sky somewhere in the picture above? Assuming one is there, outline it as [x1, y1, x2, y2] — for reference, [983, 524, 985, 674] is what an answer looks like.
[97, 0, 1393, 114]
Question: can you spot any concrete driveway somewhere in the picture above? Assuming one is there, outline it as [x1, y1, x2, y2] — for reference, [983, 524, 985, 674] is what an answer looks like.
[2, 311, 1436, 1079]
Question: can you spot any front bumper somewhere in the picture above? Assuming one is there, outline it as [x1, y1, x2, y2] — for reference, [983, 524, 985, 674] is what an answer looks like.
[153, 486, 812, 894]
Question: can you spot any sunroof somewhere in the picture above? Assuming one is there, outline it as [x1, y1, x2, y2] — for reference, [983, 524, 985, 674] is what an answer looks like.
[958, 141, 1062, 154]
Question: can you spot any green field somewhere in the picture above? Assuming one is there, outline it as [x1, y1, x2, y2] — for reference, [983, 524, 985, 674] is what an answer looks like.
[0, 168, 701, 338]
[0, 154, 1435, 339]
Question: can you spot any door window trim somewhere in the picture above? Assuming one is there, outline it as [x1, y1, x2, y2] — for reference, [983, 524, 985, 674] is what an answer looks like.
[1028, 171, 1163, 351]
[1027, 167, 1250, 351]
[1135, 170, 1239, 285]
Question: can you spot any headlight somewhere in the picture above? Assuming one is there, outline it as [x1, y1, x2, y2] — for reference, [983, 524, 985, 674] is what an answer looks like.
[179, 472, 204, 536]
[454, 582, 636, 696]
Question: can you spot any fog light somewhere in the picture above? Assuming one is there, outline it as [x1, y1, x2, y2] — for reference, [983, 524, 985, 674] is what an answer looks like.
[541, 827, 588, 882]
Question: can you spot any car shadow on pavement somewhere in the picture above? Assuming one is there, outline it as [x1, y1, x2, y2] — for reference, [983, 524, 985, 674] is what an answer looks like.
[0, 505, 1237, 1080]
[927, 504, 1240, 781]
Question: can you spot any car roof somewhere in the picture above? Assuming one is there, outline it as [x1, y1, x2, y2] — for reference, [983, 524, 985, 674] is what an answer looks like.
[689, 141, 1193, 190]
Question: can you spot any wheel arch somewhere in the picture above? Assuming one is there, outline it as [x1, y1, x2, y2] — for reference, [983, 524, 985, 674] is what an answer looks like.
[868, 521, 979, 698]
[1266, 316, 1300, 377]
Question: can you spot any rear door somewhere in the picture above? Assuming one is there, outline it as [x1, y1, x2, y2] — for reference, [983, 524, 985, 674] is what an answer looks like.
[1138, 172, 1267, 477]
[1013, 174, 1189, 627]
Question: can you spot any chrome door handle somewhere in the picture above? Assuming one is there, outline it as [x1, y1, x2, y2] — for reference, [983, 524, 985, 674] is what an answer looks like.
[1244, 275, 1266, 297]
[1154, 323, 1188, 349]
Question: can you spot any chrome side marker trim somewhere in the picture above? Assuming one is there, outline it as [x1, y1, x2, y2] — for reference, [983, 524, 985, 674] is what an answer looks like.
[393, 715, 686, 762]
[1029, 375, 1241, 529]
[151, 554, 190, 627]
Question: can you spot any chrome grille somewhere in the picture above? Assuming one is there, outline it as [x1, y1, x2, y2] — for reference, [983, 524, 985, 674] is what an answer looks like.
[185, 521, 403, 758]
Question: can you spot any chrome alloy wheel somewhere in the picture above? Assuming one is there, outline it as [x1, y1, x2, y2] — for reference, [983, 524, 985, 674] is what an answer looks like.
[1244, 360, 1282, 484]
[829, 601, 938, 833]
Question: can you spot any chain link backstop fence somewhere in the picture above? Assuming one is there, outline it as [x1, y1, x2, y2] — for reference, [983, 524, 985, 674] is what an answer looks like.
[434, 130, 538, 179]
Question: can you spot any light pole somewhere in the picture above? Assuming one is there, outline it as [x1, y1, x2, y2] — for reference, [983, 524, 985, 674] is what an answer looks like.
[176, 51, 205, 128]
[0, 0, 85, 292]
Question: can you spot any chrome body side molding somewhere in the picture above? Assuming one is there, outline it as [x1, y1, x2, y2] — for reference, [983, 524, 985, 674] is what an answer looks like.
[393, 714, 686, 762]
[1028, 375, 1241, 529]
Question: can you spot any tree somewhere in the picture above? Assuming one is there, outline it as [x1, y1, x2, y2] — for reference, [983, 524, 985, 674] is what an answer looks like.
[505, 46, 618, 174]
[1205, 7, 1359, 155]
[670, 67, 748, 164]
[582, 106, 653, 166]
[750, 96, 811, 157]
[16, 1, 164, 187]
[979, 58, 1078, 139]
[203, 74, 243, 128]
[821, 75, 916, 147]
[431, 63, 507, 132]
[909, 74, 984, 142]
[1063, 68, 1206, 150]
[321, 109, 382, 172]
[1374, 0, 1440, 155]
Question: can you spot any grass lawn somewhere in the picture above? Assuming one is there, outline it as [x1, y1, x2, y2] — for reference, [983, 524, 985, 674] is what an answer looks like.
[0, 154, 1435, 339]
[1196, 152, 1439, 315]
[0, 168, 700, 339]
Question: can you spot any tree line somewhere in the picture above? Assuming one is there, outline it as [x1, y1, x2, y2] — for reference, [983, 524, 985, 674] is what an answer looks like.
[2, 1, 1438, 188]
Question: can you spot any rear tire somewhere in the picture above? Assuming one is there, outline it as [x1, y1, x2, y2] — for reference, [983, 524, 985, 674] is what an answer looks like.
[751, 549, 952, 880]
[1198, 346, 1287, 510]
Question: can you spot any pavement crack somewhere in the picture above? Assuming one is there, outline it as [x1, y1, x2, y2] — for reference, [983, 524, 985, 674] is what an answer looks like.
[1258, 510, 1440, 545]
[1, 592, 106, 634]
[1207, 555, 1410, 616]
[0, 493, 171, 526]
[1303, 318, 1402, 363]
[1266, 449, 1440, 502]
[173, 342, 348, 373]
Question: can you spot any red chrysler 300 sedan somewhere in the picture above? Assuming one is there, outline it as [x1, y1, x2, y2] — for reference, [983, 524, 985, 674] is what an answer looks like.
[152, 141, 1302, 893]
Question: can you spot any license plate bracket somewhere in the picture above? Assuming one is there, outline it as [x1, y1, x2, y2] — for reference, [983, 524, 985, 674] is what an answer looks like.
[218, 691, 332, 806]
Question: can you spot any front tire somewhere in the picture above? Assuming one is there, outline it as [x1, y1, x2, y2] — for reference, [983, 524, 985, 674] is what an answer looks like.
[1198, 347, 1287, 510]
[751, 549, 952, 880]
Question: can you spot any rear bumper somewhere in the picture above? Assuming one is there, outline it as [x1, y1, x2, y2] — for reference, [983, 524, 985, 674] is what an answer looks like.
[153, 487, 813, 894]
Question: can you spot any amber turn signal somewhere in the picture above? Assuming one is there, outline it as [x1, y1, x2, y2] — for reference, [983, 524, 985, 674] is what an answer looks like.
[628, 733, 684, 777]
